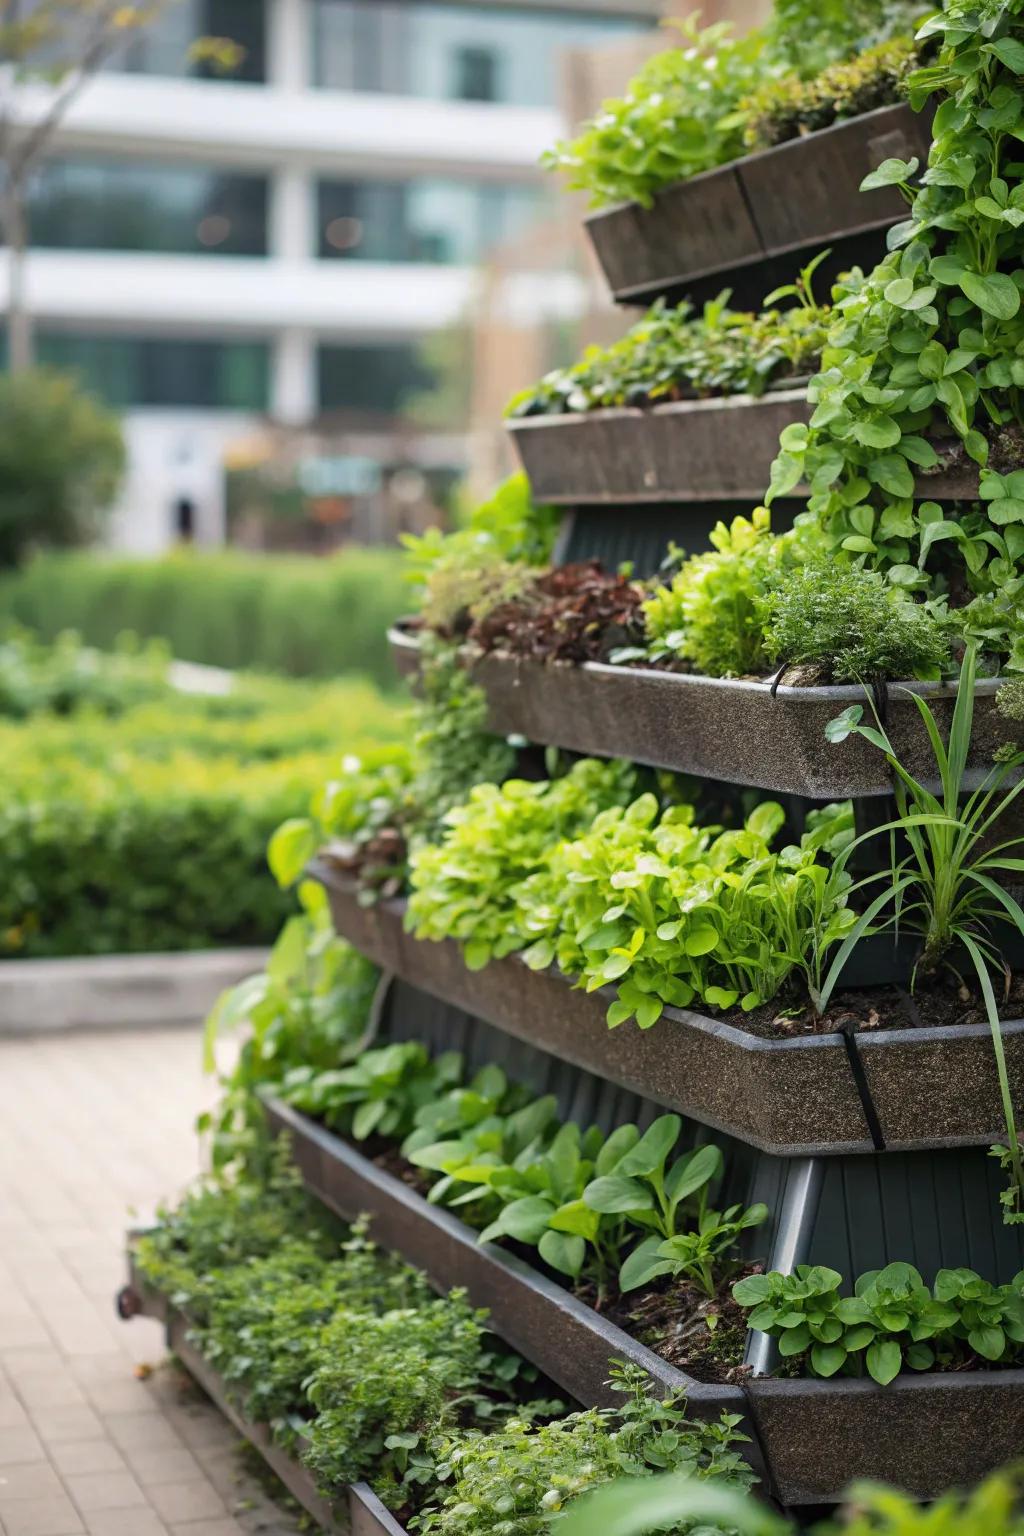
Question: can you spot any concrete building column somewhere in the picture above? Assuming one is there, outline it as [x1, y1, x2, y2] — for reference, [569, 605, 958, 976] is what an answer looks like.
[268, 0, 312, 91]
[273, 328, 317, 425]
[271, 163, 315, 263]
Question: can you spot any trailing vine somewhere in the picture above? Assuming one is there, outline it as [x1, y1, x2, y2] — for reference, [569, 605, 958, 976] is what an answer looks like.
[767, 0, 1024, 670]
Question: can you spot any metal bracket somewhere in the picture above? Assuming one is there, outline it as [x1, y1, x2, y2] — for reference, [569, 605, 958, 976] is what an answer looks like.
[746, 1157, 825, 1377]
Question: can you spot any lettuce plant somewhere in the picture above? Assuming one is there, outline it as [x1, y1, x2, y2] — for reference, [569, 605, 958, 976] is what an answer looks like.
[406, 758, 638, 969]
[517, 794, 856, 1026]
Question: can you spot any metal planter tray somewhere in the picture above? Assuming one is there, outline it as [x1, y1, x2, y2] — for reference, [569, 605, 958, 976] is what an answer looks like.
[120, 1251, 403, 1536]
[585, 104, 935, 307]
[313, 867, 1024, 1158]
[506, 391, 980, 509]
[262, 1094, 750, 1433]
[507, 389, 811, 506]
[387, 626, 1014, 800]
[746, 1369, 1024, 1505]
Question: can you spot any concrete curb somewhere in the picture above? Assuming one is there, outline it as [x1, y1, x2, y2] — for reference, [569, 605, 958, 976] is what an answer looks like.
[0, 949, 269, 1034]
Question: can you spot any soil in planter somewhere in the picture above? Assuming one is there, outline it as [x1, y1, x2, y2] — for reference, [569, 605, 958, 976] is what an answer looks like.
[578, 1264, 763, 1386]
[727, 971, 1024, 1040]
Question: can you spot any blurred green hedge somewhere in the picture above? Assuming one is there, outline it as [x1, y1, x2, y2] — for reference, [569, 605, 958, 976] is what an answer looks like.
[0, 547, 408, 687]
[0, 668, 408, 960]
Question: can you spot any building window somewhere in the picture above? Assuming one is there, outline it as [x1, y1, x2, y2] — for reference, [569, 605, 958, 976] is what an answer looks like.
[454, 45, 498, 102]
[112, 0, 266, 83]
[36, 334, 270, 411]
[317, 177, 545, 264]
[27, 159, 268, 258]
[318, 343, 436, 418]
[311, 1, 650, 107]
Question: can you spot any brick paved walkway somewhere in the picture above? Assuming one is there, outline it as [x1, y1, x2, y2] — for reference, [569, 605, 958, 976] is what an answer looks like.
[0, 1028, 300, 1536]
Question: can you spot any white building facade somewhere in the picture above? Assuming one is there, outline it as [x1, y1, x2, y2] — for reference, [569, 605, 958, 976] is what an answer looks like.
[4, 0, 657, 552]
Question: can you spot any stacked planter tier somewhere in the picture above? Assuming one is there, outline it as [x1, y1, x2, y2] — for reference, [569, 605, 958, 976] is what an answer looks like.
[585, 104, 935, 309]
[120, 1248, 405, 1536]
[388, 627, 1014, 799]
[268, 941, 1024, 1507]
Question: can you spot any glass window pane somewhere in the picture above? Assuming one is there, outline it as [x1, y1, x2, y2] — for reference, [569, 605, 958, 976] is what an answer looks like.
[35, 334, 270, 411]
[318, 176, 545, 263]
[318, 343, 436, 416]
[312, 1, 650, 106]
[113, 0, 266, 82]
[27, 159, 268, 257]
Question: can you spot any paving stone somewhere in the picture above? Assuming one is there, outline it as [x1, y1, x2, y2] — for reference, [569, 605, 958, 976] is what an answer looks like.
[147, 1484, 227, 1525]
[83, 1513, 168, 1536]
[0, 1466, 64, 1505]
[44, 1448, 126, 1481]
[125, 1449, 204, 1489]
[1, 1495, 84, 1536]
[0, 1429, 46, 1470]
[0, 1029, 301, 1536]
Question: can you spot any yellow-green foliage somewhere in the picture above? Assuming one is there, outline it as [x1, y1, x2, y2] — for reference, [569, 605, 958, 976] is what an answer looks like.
[742, 36, 918, 152]
[0, 674, 406, 960]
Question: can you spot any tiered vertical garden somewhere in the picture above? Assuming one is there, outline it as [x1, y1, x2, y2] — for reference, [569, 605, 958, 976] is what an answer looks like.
[124, 2, 1024, 1529]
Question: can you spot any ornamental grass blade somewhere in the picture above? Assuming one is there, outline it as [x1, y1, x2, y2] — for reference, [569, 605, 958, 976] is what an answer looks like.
[818, 873, 917, 1014]
[557, 1475, 787, 1536]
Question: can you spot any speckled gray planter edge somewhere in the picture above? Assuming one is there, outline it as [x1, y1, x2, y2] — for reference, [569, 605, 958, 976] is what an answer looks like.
[313, 866, 1024, 1157]
[506, 390, 811, 505]
[388, 625, 1013, 799]
[122, 1251, 399, 1535]
[506, 392, 976, 508]
[261, 1096, 755, 1442]
[747, 1369, 1024, 1505]
[585, 104, 934, 305]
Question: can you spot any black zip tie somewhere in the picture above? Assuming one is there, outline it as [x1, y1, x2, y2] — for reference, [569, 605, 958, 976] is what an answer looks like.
[768, 663, 788, 699]
[837, 1017, 887, 1152]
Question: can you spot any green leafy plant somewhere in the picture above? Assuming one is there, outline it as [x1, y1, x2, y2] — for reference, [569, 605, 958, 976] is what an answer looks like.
[413, 1360, 755, 1536]
[542, 15, 770, 209]
[516, 792, 856, 1026]
[742, 34, 918, 150]
[765, 4, 1024, 673]
[734, 1261, 1024, 1383]
[402, 474, 558, 636]
[414, 1113, 630, 1292]
[303, 1292, 499, 1503]
[633, 508, 784, 678]
[506, 287, 830, 420]
[761, 556, 952, 681]
[583, 1116, 767, 1296]
[406, 758, 638, 969]
[822, 640, 1024, 1217]
[202, 883, 379, 1169]
[281, 1042, 463, 1143]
